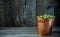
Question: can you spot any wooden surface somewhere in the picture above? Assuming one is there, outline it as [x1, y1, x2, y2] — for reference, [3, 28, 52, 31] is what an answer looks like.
[0, 27, 60, 37]
[0, 0, 55, 27]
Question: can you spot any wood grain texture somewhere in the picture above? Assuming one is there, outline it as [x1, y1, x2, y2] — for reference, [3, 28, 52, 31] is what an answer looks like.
[0, 0, 5, 26]
[0, 27, 60, 37]
[0, 0, 54, 27]
[14, 0, 36, 27]
[36, 0, 54, 15]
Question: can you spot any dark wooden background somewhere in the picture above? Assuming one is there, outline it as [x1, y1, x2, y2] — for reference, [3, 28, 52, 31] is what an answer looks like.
[0, 0, 56, 27]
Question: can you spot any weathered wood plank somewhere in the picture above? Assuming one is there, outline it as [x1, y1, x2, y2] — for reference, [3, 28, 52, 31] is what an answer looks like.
[15, 0, 36, 27]
[23, 0, 36, 26]
[0, 0, 5, 26]
[36, 0, 54, 15]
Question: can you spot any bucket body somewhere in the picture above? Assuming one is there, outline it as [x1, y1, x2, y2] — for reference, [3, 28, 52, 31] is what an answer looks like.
[36, 17, 54, 36]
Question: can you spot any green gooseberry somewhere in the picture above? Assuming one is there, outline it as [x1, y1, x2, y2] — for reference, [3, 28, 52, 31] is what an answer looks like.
[40, 16, 43, 18]
[36, 14, 54, 18]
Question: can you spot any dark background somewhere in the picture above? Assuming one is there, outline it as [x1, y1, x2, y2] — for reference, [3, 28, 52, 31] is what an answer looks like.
[0, 0, 59, 27]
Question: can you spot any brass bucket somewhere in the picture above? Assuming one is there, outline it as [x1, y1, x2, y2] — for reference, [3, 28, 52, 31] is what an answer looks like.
[36, 17, 54, 36]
